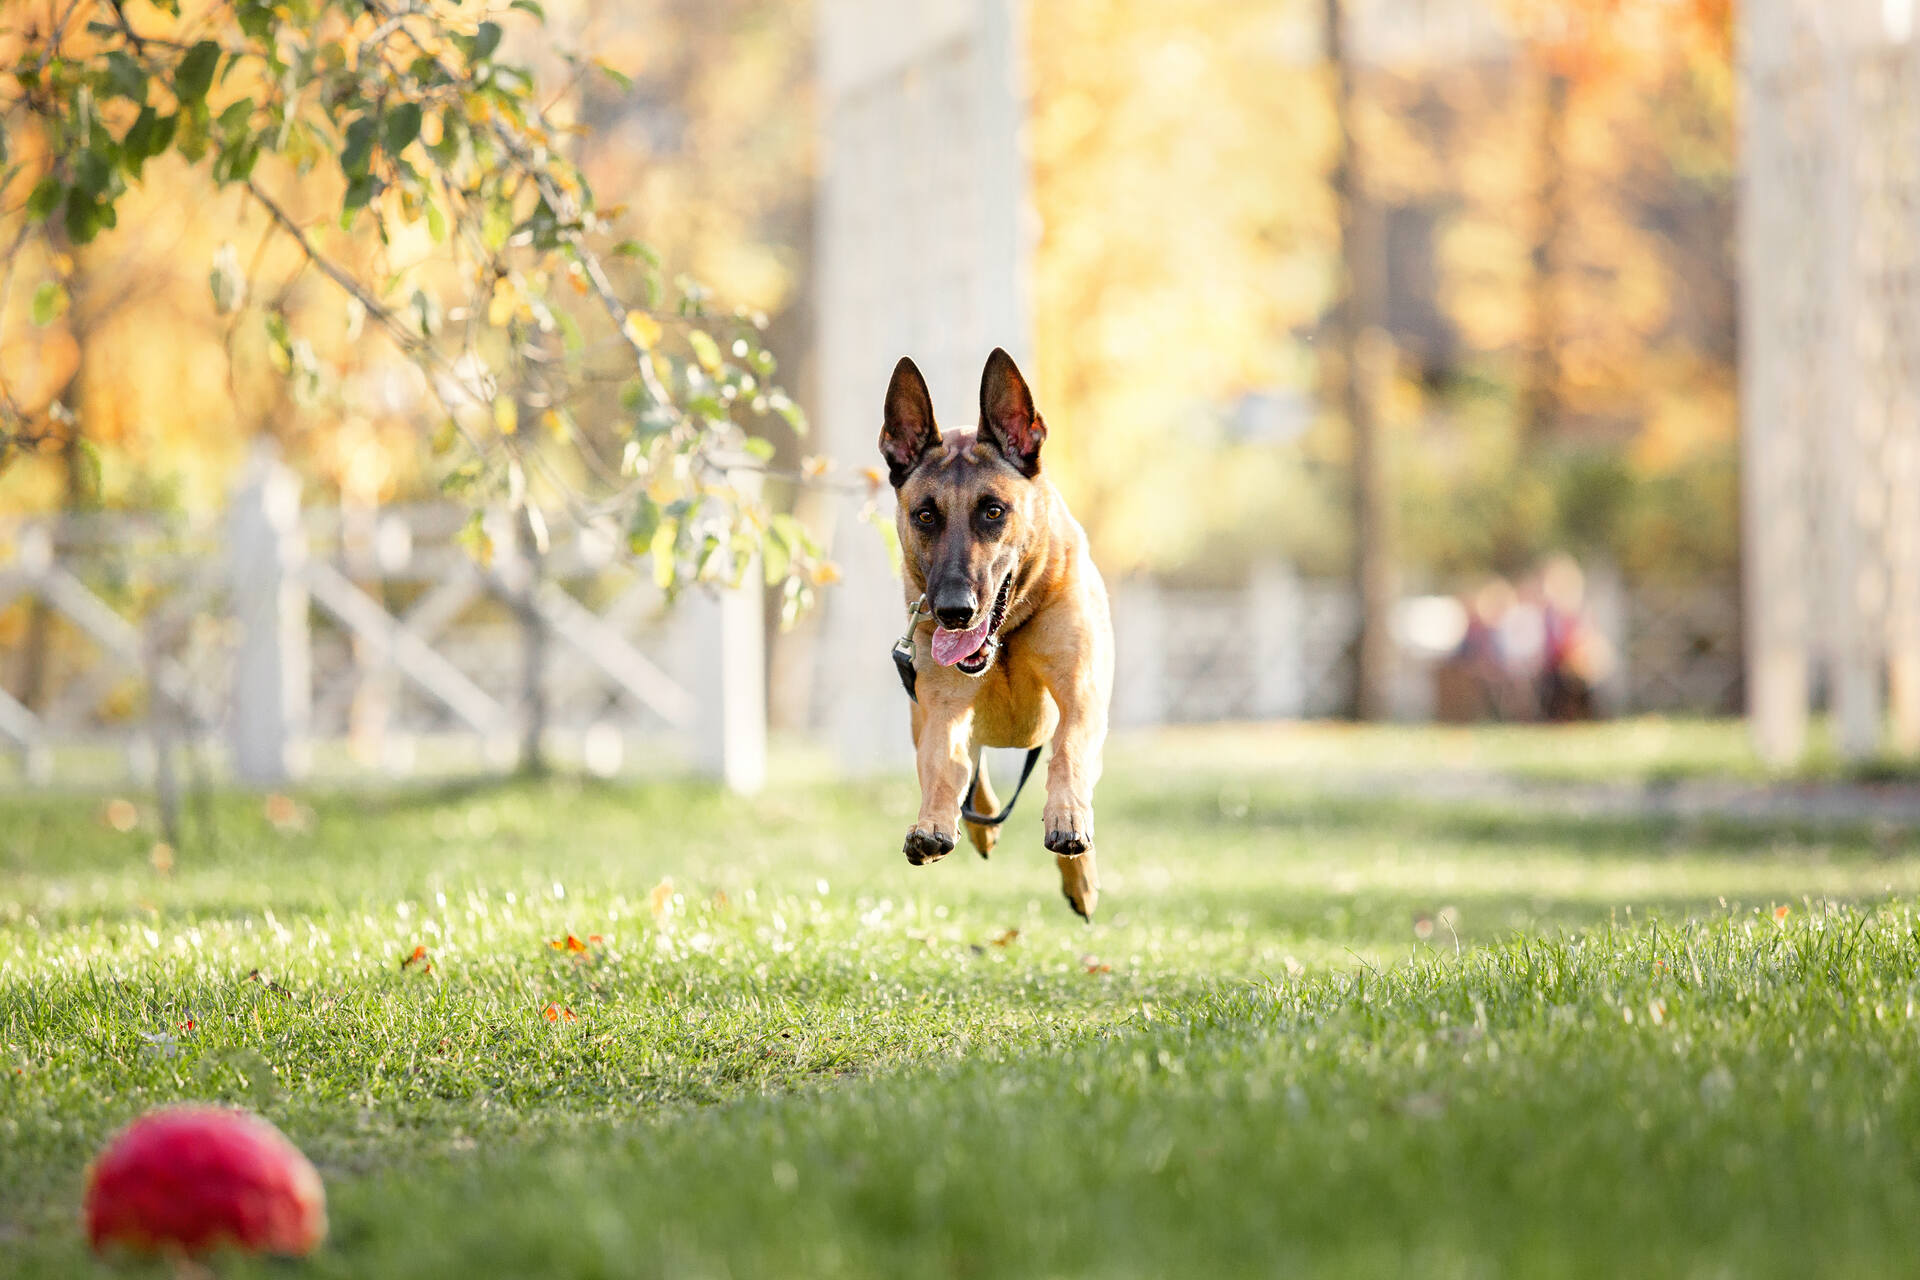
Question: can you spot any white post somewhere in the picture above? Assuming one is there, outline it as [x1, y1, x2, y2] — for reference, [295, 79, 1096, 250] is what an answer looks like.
[1249, 562, 1305, 719]
[227, 446, 310, 784]
[1738, 0, 1810, 767]
[1820, 32, 1883, 763]
[687, 573, 767, 794]
[1112, 578, 1167, 728]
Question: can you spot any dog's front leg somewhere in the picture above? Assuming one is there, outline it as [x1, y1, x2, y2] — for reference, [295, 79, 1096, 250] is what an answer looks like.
[905, 698, 973, 866]
[1041, 666, 1108, 919]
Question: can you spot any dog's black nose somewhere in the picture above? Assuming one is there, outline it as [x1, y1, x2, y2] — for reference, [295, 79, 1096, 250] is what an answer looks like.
[932, 589, 978, 630]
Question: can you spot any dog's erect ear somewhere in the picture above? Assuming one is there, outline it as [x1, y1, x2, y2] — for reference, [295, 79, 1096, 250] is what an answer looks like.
[880, 357, 941, 488]
[978, 348, 1046, 477]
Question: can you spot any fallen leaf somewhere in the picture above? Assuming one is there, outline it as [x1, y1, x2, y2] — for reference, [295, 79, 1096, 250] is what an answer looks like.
[242, 969, 293, 997]
[1080, 954, 1112, 975]
[401, 945, 428, 970]
[588, 933, 605, 944]
[649, 879, 675, 920]
[179, 1019, 197, 1033]
[103, 798, 139, 833]
[548, 934, 589, 954]
[542, 1003, 577, 1024]
[991, 929, 1020, 947]
[1774, 904, 1791, 923]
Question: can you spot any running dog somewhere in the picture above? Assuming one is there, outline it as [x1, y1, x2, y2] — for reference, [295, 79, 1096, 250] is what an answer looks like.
[879, 348, 1114, 920]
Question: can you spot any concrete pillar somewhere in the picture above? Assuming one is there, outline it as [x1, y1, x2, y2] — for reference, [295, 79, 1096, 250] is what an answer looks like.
[814, 0, 1029, 772]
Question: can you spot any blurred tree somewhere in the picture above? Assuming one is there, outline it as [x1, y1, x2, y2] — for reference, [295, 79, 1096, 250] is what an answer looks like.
[1028, 0, 1348, 581]
[0, 0, 833, 613]
[1324, 0, 1395, 720]
[1029, 0, 1738, 592]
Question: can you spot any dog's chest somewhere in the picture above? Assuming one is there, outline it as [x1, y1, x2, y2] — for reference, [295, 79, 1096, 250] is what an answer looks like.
[966, 642, 1058, 749]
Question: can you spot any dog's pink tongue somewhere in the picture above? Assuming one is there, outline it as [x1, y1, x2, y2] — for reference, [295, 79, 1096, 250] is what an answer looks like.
[931, 618, 991, 666]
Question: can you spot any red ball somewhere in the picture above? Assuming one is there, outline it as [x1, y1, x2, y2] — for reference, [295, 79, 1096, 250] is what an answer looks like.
[83, 1105, 327, 1257]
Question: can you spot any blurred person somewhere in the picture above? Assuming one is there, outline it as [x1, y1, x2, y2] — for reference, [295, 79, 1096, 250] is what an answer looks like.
[1437, 578, 1531, 722]
[1536, 555, 1613, 721]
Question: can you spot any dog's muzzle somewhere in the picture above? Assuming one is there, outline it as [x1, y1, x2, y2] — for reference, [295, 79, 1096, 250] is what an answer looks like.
[930, 574, 1013, 677]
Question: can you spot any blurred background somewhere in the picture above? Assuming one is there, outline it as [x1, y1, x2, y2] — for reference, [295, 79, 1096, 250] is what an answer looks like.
[0, 0, 1910, 798]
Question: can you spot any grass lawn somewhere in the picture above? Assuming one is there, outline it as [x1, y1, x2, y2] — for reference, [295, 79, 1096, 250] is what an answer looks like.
[6, 720, 1920, 1277]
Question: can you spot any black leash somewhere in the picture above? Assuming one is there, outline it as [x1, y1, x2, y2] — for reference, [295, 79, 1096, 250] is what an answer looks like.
[892, 597, 1044, 827]
[962, 743, 1043, 827]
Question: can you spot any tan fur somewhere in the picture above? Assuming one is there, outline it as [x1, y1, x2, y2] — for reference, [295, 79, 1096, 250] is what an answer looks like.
[881, 352, 1113, 920]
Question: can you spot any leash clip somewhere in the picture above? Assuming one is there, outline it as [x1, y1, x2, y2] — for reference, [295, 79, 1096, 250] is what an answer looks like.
[892, 595, 927, 702]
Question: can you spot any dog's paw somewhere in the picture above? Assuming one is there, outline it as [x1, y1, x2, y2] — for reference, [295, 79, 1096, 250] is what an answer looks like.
[903, 827, 955, 866]
[1057, 850, 1099, 921]
[1043, 797, 1095, 857]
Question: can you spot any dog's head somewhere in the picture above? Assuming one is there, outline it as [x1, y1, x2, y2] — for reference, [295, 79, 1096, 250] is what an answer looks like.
[879, 348, 1049, 677]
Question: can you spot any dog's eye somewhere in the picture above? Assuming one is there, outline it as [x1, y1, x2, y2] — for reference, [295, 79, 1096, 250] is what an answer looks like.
[915, 509, 935, 525]
[983, 505, 1005, 521]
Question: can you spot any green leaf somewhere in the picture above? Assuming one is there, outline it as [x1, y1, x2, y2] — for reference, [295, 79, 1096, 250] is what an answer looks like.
[688, 329, 723, 374]
[341, 172, 379, 219]
[340, 116, 376, 177]
[63, 195, 105, 245]
[482, 197, 514, 252]
[771, 513, 817, 559]
[625, 495, 661, 552]
[594, 59, 633, 92]
[766, 390, 808, 436]
[209, 243, 246, 315]
[509, 0, 546, 18]
[217, 98, 253, 140]
[454, 510, 495, 566]
[213, 138, 260, 184]
[471, 21, 504, 61]
[741, 436, 776, 463]
[174, 105, 209, 162]
[382, 103, 422, 155]
[72, 437, 102, 499]
[863, 505, 904, 577]
[25, 176, 63, 223]
[424, 198, 446, 244]
[649, 520, 678, 589]
[71, 150, 111, 197]
[104, 51, 146, 102]
[123, 106, 159, 163]
[31, 282, 68, 327]
[173, 40, 221, 106]
[761, 522, 791, 585]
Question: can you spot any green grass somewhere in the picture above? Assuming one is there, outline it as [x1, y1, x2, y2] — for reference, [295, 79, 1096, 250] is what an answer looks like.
[6, 721, 1920, 1276]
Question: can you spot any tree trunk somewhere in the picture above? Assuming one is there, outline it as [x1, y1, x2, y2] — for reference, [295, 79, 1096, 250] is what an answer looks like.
[1524, 69, 1569, 448]
[1325, 0, 1396, 721]
[15, 248, 92, 714]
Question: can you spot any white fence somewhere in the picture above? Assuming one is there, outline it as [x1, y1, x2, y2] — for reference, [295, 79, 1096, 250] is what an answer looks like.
[0, 453, 764, 791]
[1, 466, 1742, 791]
[1110, 567, 1741, 727]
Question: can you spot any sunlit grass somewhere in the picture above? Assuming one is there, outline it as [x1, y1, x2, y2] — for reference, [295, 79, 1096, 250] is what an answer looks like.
[4, 721, 1920, 1276]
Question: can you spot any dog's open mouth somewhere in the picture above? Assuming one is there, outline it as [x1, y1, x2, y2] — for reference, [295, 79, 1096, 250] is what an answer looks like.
[931, 574, 1013, 677]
